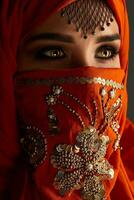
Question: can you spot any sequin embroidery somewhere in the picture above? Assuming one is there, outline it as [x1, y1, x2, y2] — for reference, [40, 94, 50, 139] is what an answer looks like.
[51, 126, 114, 200]
[16, 76, 124, 89]
[48, 85, 123, 199]
[20, 126, 47, 168]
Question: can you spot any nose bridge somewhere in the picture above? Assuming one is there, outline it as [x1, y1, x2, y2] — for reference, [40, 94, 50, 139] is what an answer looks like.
[71, 48, 93, 67]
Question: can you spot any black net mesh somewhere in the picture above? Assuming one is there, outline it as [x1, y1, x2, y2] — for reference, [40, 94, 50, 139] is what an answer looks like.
[60, 0, 114, 39]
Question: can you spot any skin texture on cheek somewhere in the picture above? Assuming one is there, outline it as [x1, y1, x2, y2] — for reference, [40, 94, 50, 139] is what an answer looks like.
[17, 7, 121, 71]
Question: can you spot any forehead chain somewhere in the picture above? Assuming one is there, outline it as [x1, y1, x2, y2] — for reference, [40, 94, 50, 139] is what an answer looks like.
[60, 0, 114, 39]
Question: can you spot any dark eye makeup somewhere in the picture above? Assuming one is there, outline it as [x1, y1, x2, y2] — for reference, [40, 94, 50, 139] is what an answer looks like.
[34, 46, 66, 60]
[32, 44, 119, 62]
[95, 45, 119, 60]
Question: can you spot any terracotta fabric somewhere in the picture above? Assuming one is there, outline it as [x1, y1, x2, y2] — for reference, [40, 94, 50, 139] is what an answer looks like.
[14, 66, 127, 200]
[0, 0, 134, 200]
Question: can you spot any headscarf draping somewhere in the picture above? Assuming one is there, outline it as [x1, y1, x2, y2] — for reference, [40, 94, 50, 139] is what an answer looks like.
[0, 0, 134, 200]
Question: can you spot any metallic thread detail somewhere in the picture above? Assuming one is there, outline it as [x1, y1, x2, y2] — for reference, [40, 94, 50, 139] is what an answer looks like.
[45, 85, 122, 150]
[46, 95, 57, 105]
[101, 88, 107, 97]
[51, 126, 114, 200]
[64, 91, 93, 125]
[111, 121, 121, 151]
[45, 85, 94, 129]
[45, 86, 64, 135]
[20, 126, 47, 168]
[100, 87, 122, 150]
[48, 108, 60, 135]
[16, 76, 124, 89]
[59, 100, 86, 129]
[100, 95, 122, 132]
[53, 85, 64, 96]
[92, 100, 98, 127]
[109, 89, 116, 99]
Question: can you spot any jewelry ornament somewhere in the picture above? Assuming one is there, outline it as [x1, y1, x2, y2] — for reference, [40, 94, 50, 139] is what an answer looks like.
[60, 0, 114, 39]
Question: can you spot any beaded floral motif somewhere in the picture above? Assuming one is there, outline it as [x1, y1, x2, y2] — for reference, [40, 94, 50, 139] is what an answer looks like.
[51, 126, 114, 200]
[20, 126, 47, 168]
[48, 84, 123, 199]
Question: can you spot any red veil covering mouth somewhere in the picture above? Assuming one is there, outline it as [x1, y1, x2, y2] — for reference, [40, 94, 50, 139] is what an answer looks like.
[0, 0, 134, 200]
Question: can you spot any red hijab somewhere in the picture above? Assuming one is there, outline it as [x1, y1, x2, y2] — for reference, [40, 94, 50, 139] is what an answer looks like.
[0, 0, 134, 199]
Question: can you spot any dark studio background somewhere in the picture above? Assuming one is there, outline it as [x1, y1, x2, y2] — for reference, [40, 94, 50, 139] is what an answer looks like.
[126, 1, 134, 122]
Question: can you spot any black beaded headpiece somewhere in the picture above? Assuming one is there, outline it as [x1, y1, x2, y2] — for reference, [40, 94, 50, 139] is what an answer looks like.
[60, 0, 114, 39]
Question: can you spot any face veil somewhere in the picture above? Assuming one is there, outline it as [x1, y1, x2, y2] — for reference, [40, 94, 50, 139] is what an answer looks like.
[0, 0, 134, 200]
[14, 66, 125, 200]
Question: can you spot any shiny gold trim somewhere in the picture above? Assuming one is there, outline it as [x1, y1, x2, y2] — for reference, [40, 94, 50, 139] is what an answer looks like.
[16, 76, 124, 89]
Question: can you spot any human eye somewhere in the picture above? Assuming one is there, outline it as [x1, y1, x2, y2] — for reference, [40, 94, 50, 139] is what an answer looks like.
[34, 46, 66, 60]
[95, 45, 119, 60]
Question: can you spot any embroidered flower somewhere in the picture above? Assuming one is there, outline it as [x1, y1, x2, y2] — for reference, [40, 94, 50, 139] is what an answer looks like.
[51, 126, 114, 200]
[20, 126, 47, 168]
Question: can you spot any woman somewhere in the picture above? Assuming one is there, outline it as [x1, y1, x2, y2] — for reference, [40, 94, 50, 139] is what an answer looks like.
[0, 0, 134, 199]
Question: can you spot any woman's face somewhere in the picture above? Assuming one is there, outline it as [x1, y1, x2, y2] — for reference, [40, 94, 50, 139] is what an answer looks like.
[17, 11, 121, 71]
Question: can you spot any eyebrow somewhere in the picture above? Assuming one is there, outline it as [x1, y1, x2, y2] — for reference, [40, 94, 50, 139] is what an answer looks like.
[26, 33, 75, 44]
[25, 33, 120, 44]
[96, 34, 120, 43]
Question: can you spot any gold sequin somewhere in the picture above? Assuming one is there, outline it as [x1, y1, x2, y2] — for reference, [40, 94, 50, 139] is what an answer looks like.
[16, 76, 124, 89]
[51, 126, 114, 199]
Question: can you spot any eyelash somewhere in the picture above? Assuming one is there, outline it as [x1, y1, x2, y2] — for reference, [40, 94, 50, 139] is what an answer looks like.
[34, 46, 66, 60]
[33, 45, 119, 61]
[95, 45, 119, 60]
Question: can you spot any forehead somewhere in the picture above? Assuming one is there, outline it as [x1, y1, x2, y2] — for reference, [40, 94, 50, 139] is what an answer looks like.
[28, 11, 119, 41]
